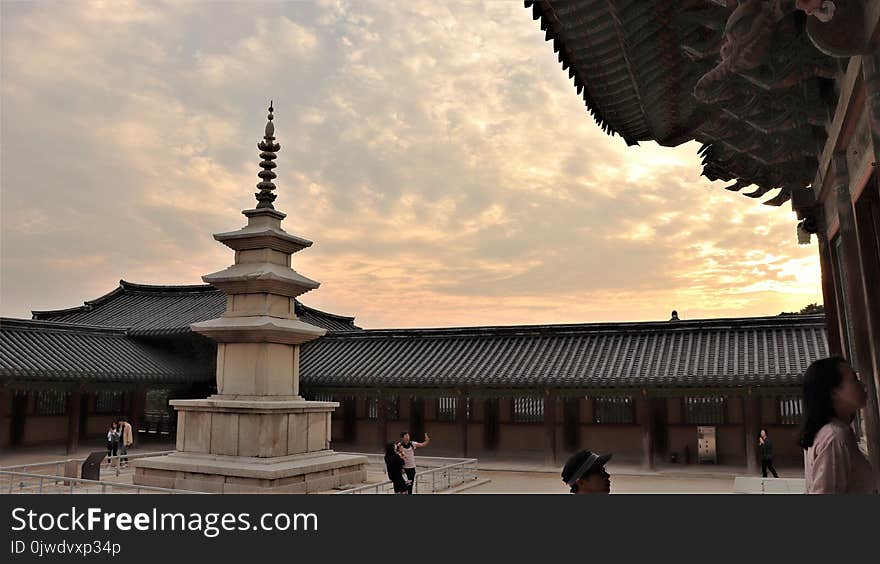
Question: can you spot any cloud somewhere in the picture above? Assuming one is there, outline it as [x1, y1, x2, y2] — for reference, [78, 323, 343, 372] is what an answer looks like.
[0, 1, 822, 327]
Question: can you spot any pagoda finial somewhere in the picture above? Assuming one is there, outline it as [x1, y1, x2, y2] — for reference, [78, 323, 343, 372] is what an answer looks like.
[255, 100, 280, 209]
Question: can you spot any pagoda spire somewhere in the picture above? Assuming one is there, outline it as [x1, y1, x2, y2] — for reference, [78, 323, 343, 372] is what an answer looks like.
[255, 101, 280, 209]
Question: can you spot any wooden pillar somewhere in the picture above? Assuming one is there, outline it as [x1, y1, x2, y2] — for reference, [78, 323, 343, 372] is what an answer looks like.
[483, 398, 499, 452]
[543, 390, 557, 465]
[409, 397, 425, 441]
[0, 387, 10, 451]
[743, 395, 760, 474]
[859, 52, 880, 437]
[66, 388, 82, 455]
[377, 395, 387, 450]
[457, 390, 468, 458]
[833, 152, 880, 472]
[129, 385, 147, 447]
[562, 397, 581, 452]
[343, 398, 357, 443]
[817, 230, 844, 357]
[10, 391, 27, 447]
[639, 394, 655, 471]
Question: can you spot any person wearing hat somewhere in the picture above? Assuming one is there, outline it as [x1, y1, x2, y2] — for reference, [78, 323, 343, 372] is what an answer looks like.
[561, 450, 612, 494]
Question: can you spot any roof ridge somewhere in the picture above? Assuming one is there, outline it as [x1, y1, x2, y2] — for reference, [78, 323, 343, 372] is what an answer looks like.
[119, 279, 217, 293]
[324, 314, 826, 338]
[31, 280, 221, 318]
[296, 301, 357, 322]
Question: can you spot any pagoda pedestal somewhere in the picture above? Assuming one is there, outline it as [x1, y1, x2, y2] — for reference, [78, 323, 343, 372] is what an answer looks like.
[135, 105, 367, 492]
[134, 399, 367, 493]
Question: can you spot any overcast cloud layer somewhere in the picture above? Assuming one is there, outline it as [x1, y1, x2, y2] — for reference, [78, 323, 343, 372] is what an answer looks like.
[0, 1, 822, 328]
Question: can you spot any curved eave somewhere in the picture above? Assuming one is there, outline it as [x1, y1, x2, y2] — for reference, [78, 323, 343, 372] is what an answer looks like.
[525, 0, 642, 145]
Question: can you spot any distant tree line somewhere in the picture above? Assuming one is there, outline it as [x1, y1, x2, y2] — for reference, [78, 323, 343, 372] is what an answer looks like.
[778, 303, 825, 316]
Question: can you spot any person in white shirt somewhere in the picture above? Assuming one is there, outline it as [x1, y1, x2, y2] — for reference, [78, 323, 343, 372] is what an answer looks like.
[397, 431, 430, 494]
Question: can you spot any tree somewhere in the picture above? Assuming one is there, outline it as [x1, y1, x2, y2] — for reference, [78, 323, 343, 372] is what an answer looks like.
[798, 303, 824, 315]
[778, 303, 825, 316]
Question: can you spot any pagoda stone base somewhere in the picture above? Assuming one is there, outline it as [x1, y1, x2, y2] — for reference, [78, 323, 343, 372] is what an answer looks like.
[133, 451, 367, 493]
[133, 398, 368, 493]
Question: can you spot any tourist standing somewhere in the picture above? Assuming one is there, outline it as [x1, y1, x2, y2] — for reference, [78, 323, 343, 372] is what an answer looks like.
[118, 417, 133, 468]
[801, 357, 877, 494]
[398, 431, 430, 494]
[759, 429, 778, 478]
[561, 449, 612, 494]
[106, 423, 120, 466]
[384, 442, 408, 494]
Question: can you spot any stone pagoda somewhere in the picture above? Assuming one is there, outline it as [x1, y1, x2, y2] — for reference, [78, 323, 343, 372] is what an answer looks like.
[134, 103, 367, 493]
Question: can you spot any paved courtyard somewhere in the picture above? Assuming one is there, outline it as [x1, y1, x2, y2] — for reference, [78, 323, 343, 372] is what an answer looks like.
[464, 471, 735, 493]
[2, 443, 806, 494]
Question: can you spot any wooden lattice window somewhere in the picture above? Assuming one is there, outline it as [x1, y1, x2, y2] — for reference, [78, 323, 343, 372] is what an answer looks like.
[385, 396, 400, 421]
[145, 389, 171, 413]
[778, 396, 803, 425]
[366, 398, 378, 420]
[437, 397, 457, 421]
[512, 397, 544, 423]
[685, 396, 726, 425]
[95, 390, 124, 414]
[312, 392, 334, 403]
[36, 390, 67, 415]
[593, 396, 633, 424]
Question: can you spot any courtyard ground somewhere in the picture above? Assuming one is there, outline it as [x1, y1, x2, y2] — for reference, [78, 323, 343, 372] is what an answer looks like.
[1, 441, 805, 494]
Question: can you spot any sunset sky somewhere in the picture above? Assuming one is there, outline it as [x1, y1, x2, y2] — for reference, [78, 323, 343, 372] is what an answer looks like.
[0, 1, 823, 329]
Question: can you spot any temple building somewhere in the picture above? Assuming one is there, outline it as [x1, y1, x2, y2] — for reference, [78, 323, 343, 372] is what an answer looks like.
[2, 284, 828, 469]
[523, 0, 880, 476]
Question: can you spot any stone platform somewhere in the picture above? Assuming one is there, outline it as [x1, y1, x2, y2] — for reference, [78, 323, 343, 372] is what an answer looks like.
[134, 450, 367, 493]
[133, 398, 367, 493]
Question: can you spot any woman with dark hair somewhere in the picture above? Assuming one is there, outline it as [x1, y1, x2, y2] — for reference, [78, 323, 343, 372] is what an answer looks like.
[800, 357, 877, 494]
[384, 442, 408, 494]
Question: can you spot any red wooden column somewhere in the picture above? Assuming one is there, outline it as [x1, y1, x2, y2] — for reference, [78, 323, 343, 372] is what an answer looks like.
[639, 392, 655, 471]
[743, 394, 760, 475]
[817, 230, 843, 357]
[129, 384, 147, 447]
[543, 390, 557, 465]
[376, 394, 387, 451]
[0, 387, 10, 451]
[457, 390, 468, 458]
[66, 388, 82, 455]
[833, 152, 880, 472]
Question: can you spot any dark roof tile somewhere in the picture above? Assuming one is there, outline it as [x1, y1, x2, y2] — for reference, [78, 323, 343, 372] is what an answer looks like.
[300, 315, 828, 389]
[32, 280, 361, 334]
[0, 318, 210, 383]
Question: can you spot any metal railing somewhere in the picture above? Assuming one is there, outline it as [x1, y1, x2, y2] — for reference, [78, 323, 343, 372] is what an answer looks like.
[336, 455, 478, 494]
[0, 470, 204, 495]
[1, 451, 479, 495]
[0, 450, 174, 479]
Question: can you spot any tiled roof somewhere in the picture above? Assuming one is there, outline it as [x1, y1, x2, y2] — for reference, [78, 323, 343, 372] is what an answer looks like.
[0, 318, 211, 383]
[300, 315, 828, 390]
[32, 280, 361, 334]
[523, 0, 696, 146]
[523, 1, 836, 206]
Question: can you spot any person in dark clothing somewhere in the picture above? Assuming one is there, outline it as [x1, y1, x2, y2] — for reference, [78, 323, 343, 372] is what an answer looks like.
[384, 442, 408, 494]
[759, 429, 779, 478]
[561, 449, 613, 494]
[106, 423, 120, 466]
